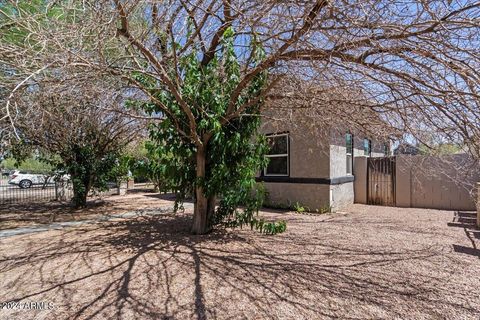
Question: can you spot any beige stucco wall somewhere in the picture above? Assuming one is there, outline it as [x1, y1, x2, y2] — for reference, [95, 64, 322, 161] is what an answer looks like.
[263, 182, 330, 211]
[258, 112, 388, 211]
[260, 117, 330, 178]
[259, 128, 331, 210]
[329, 144, 349, 178]
[289, 133, 330, 178]
[354, 154, 478, 211]
[353, 156, 368, 204]
[395, 156, 412, 207]
[396, 155, 479, 211]
[330, 182, 354, 211]
[329, 142, 361, 210]
[259, 112, 331, 210]
[329, 129, 384, 178]
[330, 129, 385, 209]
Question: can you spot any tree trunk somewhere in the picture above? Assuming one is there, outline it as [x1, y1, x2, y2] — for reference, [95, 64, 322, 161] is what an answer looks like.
[71, 173, 92, 208]
[72, 184, 88, 208]
[191, 146, 216, 234]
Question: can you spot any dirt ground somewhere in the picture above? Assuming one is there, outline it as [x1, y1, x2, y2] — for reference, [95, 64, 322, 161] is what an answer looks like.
[0, 191, 181, 230]
[0, 199, 479, 320]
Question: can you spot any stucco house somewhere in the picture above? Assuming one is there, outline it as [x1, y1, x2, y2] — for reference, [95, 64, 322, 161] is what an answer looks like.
[257, 116, 387, 212]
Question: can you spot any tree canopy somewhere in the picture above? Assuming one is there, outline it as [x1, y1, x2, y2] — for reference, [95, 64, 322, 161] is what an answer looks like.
[1, 0, 480, 232]
[10, 78, 142, 207]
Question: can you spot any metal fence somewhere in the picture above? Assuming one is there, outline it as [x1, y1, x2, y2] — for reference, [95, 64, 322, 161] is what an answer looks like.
[0, 177, 124, 204]
[0, 177, 74, 204]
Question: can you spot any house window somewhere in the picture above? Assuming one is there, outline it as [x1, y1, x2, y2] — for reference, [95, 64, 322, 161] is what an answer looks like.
[383, 143, 390, 156]
[346, 133, 353, 175]
[364, 138, 372, 156]
[265, 133, 289, 176]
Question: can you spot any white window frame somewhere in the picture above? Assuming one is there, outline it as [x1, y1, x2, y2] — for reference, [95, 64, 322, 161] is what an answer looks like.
[364, 138, 372, 157]
[383, 142, 390, 156]
[346, 133, 353, 175]
[264, 133, 289, 176]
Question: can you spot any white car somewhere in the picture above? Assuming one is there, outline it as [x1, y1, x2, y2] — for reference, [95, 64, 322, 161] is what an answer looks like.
[8, 170, 54, 189]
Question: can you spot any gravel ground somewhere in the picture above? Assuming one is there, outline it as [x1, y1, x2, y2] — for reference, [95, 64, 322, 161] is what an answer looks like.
[0, 204, 479, 320]
[0, 192, 181, 230]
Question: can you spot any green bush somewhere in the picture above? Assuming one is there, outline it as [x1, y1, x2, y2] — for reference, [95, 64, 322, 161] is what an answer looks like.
[254, 219, 287, 235]
[1, 157, 53, 174]
[264, 200, 332, 215]
[318, 205, 332, 214]
[293, 202, 309, 213]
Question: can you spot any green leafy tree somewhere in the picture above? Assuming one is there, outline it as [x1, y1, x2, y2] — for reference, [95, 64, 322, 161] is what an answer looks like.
[1, 156, 53, 174]
[4, 1, 480, 233]
[56, 146, 120, 207]
[11, 79, 141, 207]
[133, 28, 270, 234]
[122, 141, 175, 192]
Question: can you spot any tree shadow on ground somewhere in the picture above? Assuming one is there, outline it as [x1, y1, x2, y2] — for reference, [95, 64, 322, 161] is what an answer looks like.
[1, 211, 480, 319]
[0, 200, 107, 229]
[0, 192, 179, 230]
[449, 211, 480, 259]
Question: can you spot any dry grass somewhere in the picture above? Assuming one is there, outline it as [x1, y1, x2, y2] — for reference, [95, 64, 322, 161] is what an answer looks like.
[0, 203, 479, 319]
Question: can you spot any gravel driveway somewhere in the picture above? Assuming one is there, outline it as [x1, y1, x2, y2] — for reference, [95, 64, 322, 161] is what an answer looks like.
[0, 204, 479, 319]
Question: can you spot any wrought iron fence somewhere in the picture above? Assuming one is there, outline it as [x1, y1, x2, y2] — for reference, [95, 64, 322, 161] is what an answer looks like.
[0, 177, 124, 205]
[0, 177, 73, 204]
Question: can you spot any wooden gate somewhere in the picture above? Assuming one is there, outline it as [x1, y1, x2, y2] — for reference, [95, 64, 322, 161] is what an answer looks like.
[367, 157, 396, 206]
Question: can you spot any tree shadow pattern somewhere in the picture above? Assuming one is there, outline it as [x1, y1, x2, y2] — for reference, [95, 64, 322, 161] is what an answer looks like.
[1, 209, 479, 319]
